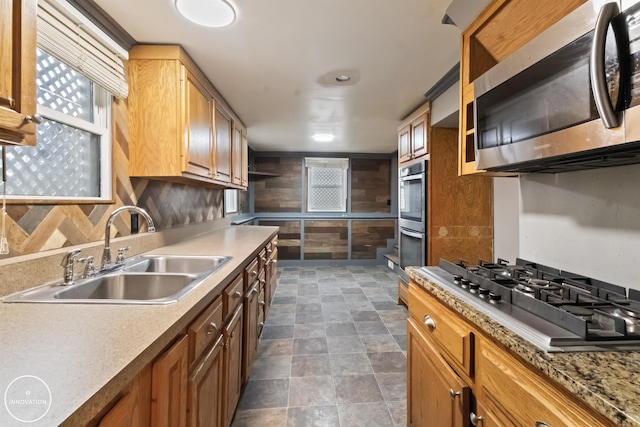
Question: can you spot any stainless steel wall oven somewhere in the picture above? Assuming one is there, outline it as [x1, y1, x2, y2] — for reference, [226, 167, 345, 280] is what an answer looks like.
[399, 161, 427, 270]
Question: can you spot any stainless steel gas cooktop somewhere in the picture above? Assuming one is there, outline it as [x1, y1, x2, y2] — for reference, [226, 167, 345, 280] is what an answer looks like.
[418, 258, 640, 352]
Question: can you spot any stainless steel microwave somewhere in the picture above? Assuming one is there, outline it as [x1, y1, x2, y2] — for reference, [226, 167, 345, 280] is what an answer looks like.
[474, 0, 640, 173]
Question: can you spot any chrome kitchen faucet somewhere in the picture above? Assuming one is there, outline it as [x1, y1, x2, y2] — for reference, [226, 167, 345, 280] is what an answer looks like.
[101, 206, 155, 270]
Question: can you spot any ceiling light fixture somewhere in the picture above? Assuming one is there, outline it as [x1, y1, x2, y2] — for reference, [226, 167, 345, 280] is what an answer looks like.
[175, 0, 237, 28]
[312, 133, 335, 142]
[335, 75, 351, 82]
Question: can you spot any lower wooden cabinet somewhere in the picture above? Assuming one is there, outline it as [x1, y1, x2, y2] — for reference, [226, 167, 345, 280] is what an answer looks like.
[151, 335, 189, 427]
[243, 282, 260, 384]
[98, 366, 152, 427]
[407, 280, 615, 427]
[407, 318, 469, 427]
[95, 235, 278, 427]
[187, 334, 224, 427]
[224, 305, 244, 427]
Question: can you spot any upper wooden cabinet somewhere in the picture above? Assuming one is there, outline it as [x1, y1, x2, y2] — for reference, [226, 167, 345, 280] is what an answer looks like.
[458, 0, 585, 175]
[398, 103, 429, 165]
[232, 123, 248, 187]
[127, 45, 247, 189]
[0, 0, 38, 146]
[214, 105, 232, 184]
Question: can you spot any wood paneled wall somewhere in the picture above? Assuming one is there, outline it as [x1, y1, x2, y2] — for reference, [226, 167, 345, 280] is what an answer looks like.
[1, 99, 235, 258]
[351, 158, 391, 213]
[253, 157, 302, 212]
[428, 127, 493, 265]
[257, 220, 301, 260]
[304, 220, 348, 260]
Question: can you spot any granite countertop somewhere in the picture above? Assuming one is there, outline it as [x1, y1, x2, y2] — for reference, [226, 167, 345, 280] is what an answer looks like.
[407, 266, 640, 427]
[0, 225, 277, 426]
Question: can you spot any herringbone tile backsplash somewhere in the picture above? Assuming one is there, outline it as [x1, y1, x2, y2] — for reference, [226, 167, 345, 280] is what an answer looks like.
[2, 99, 230, 257]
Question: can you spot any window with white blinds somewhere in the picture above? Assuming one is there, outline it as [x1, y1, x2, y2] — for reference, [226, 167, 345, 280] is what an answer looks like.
[37, 0, 129, 98]
[306, 158, 349, 212]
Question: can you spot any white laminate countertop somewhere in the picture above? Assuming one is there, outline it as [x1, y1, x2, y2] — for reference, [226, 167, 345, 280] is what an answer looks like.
[0, 225, 277, 426]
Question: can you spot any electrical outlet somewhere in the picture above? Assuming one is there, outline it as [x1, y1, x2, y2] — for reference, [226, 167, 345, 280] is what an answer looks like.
[387, 259, 394, 270]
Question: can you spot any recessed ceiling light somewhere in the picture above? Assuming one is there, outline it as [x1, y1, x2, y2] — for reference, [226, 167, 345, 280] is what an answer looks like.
[312, 133, 335, 142]
[175, 0, 236, 28]
[335, 75, 351, 82]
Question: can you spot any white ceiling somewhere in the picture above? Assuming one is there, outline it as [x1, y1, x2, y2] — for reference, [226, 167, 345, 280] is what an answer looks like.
[94, 0, 462, 153]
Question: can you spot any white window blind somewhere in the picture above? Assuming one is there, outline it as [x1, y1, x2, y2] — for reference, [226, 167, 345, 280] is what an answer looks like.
[37, 0, 129, 98]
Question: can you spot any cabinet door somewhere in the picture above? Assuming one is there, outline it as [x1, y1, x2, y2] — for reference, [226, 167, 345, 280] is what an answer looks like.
[411, 113, 428, 159]
[214, 106, 232, 183]
[187, 335, 224, 427]
[243, 283, 260, 383]
[0, 0, 37, 146]
[471, 398, 516, 427]
[407, 318, 469, 427]
[184, 70, 214, 178]
[99, 366, 152, 427]
[232, 123, 243, 186]
[224, 305, 243, 427]
[241, 131, 248, 187]
[152, 335, 188, 427]
[398, 124, 412, 163]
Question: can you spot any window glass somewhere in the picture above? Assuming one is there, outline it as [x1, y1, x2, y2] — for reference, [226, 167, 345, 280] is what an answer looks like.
[306, 158, 348, 212]
[0, 49, 110, 200]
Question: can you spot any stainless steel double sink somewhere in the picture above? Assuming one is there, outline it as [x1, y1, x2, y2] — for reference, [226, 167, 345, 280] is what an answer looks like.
[2, 255, 231, 305]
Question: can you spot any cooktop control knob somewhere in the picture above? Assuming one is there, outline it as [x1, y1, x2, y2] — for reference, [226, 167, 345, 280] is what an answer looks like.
[469, 283, 480, 294]
[478, 288, 490, 298]
[460, 279, 470, 289]
[453, 275, 463, 285]
[489, 293, 501, 304]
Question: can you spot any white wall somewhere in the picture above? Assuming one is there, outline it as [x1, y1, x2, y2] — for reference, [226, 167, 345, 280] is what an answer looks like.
[431, 83, 460, 128]
[518, 163, 640, 291]
[493, 177, 520, 262]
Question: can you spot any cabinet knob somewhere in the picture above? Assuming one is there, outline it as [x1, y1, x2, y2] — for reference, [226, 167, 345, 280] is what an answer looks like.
[470, 412, 483, 426]
[535, 423, 550, 427]
[24, 114, 43, 124]
[252, 287, 258, 295]
[259, 321, 264, 327]
[272, 241, 278, 246]
[260, 301, 265, 306]
[234, 291, 242, 297]
[207, 322, 217, 335]
[449, 388, 460, 400]
[251, 270, 258, 277]
[423, 315, 436, 330]
[261, 257, 267, 263]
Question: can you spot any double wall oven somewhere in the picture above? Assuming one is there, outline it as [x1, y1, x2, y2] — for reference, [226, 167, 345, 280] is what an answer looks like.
[399, 161, 427, 271]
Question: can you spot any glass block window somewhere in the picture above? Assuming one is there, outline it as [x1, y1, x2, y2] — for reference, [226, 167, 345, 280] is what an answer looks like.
[0, 49, 111, 200]
[306, 158, 348, 212]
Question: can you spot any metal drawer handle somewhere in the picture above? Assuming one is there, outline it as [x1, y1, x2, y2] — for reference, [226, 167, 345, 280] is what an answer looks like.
[424, 315, 436, 330]
[24, 114, 43, 124]
[470, 412, 483, 426]
[449, 388, 460, 400]
[206, 322, 217, 335]
[535, 423, 550, 427]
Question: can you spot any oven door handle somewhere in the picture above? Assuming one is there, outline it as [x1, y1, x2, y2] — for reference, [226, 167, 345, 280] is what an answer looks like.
[400, 173, 423, 182]
[400, 229, 424, 239]
[590, 1, 620, 129]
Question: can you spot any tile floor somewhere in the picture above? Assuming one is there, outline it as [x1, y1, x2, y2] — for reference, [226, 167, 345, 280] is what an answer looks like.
[232, 265, 407, 427]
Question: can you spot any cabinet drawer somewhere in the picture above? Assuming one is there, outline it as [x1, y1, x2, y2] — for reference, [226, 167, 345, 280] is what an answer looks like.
[408, 281, 473, 377]
[223, 274, 244, 319]
[258, 248, 267, 272]
[244, 257, 259, 291]
[477, 338, 613, 427]
[188, 296, 223, 367]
